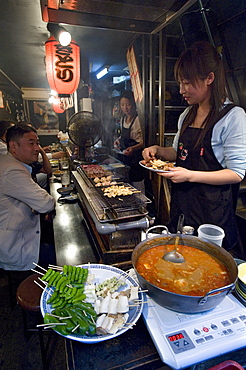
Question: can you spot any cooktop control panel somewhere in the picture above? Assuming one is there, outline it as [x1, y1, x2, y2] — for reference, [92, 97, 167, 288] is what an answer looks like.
[164, 312, 246, 354]
[142, 294, 246, 369]
[165, 330, 195, 354]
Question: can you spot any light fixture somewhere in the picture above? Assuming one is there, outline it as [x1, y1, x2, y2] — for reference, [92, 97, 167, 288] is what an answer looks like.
[47, 23, 71, 46]
[96, 67, 109, 80]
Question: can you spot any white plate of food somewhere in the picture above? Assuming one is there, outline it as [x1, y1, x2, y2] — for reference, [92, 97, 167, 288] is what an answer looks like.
[139, 159, 175, 173]
[40, 263, 144, 344]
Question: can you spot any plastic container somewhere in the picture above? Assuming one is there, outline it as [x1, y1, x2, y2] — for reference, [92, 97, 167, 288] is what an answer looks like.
[197, 224, 225, 246]
[208, 360, 244, 370]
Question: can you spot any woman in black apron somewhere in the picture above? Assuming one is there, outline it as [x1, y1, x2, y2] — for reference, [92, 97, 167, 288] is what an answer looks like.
[114, 90, 146, 191]
[142, 41, 246, 250]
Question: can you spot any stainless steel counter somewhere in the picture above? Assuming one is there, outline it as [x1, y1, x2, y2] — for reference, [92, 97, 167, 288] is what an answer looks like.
[49, 177, 246, 370]
[50, 179, 98, 267]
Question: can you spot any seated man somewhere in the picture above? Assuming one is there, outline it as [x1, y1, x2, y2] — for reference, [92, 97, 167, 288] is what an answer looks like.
[0, 124, 55, 272]
[0, 121, 54, 189]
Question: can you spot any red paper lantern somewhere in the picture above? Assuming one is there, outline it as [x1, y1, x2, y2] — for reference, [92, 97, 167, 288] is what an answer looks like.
[45, 35, 80, 95]
[52, 97, 65, 113]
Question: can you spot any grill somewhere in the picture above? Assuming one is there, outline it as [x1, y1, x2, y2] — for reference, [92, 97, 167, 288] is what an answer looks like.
[76, 165, 151, 222]
[72, 166, 153, 266]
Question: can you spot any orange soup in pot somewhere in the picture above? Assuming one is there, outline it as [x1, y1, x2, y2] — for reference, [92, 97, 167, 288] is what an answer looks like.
[135, 244, 231, 296]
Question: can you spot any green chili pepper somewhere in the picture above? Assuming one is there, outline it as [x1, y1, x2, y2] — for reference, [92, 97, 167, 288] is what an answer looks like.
[52, 273, 61, 287]
[65, 287, 77, 301]
[70, 283, 84, 289]
[70, 295, 86, 304]
[83, 268, 89, 283]
[59, 279, 69, 292]
[75, 267, 80, 282]
[41, 268, 53, 282]
[73, 302, 97, 318]
[47, 271, 59, 287]
[78, 268, 84, 284]
[71, 266, 76, 282]
[82, 314, 96, 335]
[67, 265, 73, 281]
[47, 290, 58, 304]
[56, 276, 66, 291]
[44, 269, 55, 282]
[52, 297, 66, 308]
[63, 265, 68, 276]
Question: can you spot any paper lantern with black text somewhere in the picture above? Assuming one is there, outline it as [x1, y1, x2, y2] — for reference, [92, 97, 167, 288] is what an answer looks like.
[52, 96, 65, 113]
[45, 36, 80, 95]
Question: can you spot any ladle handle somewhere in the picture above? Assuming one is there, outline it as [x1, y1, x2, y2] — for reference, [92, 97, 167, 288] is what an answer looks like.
[174, 236, 179, 251]
[176, 214, 185, 234]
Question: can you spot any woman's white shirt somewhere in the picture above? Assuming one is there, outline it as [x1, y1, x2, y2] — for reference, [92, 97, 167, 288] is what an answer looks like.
[172, 102, 246, 179]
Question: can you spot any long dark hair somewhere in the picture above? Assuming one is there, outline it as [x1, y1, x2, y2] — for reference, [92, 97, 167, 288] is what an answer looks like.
[120, 90, 137, 111]
[174, 41, 227, 147]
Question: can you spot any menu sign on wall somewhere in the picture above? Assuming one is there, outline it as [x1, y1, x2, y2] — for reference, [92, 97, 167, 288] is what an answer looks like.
[0, 91, 4, 108]
[126, 47, 143, 103]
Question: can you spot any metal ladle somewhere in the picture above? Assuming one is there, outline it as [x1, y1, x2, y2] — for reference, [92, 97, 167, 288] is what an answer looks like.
[163, 214, 185, 263]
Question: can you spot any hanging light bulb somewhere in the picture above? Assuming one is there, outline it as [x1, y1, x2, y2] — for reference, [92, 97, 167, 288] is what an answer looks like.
[47, 23, 71, 46]
[58, 30, 71, 46]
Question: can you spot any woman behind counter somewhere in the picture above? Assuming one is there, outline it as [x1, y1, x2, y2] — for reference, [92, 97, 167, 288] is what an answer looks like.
[142, 41, 246, 251]
[114, 90, 146, 192]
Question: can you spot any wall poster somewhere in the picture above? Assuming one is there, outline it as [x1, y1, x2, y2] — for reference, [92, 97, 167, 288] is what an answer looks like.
[26, 99, 60, 134]
[0, 91, 4, 109]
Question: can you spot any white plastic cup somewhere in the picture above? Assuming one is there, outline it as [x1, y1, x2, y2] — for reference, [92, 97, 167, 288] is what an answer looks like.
[197, 224, 225, 247]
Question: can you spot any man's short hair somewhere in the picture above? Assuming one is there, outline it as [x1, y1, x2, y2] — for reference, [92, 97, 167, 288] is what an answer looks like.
[0, 120, 15, 139]
[6, 124, 37, 149]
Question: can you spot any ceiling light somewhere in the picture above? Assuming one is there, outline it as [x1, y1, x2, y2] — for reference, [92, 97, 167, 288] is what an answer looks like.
[47, 23, 71, 46]
[96, 67, 109, 80]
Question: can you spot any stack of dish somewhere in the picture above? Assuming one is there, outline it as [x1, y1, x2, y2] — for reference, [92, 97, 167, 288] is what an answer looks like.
[234, 261, 246, 306]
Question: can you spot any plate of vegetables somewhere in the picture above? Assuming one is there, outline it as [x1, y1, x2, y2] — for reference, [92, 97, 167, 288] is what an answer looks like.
[40, 263, 144, 344]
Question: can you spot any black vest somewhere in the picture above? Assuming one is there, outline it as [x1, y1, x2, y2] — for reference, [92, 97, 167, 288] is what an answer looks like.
[169, 104, 238, 250]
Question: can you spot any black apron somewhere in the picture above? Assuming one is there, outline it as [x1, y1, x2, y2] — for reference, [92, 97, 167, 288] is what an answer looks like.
[169, 105, 238, 250]
[119, 115, 146, 182]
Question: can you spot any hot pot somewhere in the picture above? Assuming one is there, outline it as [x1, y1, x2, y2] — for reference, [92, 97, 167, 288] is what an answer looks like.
[131, 233, 238, 313]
